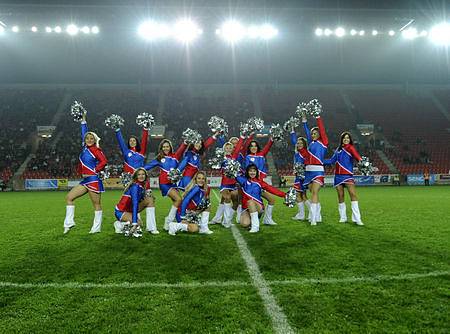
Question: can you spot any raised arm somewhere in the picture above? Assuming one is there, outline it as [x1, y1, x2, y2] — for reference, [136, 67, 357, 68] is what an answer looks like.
[344, 144, 362, 162]
[260, 138, 274, 157]
[216, 135, 226, 148]
[180, 186, 200, 217]
[203, 135, 217, 151]
[144, 159, 160, 171]
[316, 117, 328, 146]
[81, 121, 88, 146]
[261, 181, 286, 198]
[174, 142, 188, 161]
[140, 128, 149, 156]
[231, 136, 245, 159]
[130, 184, 140, 225]
[241, 134, 254, 156]
[92, 147, 108, 172]
[115, 128, 128, 157]
[290, 131, 298, 146]
[302, 120, 312, 144]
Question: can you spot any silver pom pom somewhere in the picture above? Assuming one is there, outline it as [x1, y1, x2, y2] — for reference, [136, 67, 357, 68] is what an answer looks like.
[247, 117, 265, 132]
[285, 188, 297, 208]
[70, 101, 87, 122]
[168, 168, 182, 183]
[269, 123, 284, 141]
[208, 116, 228, 136]
[209, 147, 225, 170]
[182, 128, 202, 145]
[197, 197, 211, 211]
[184, 211, 201, 225]
[223, 158, 241, 178]
[98, 165, 111, 180]
[240, 122, 251, 137]
[307, 99, 323, 118]
[145, 189, 153, 199]
[105, 114, 125, 130]
[293, 163, 305, 178]
[295, 102, 308, 119]
[120, 172, 133, 186]
[283, 116, 301, 131]
[136, 112, 155, 130]
[357, 156, 375, 176]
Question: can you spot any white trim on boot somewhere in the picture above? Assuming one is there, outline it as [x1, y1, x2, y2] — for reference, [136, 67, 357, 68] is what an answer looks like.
[338, 202, 347, 223]
[89, 210, 102, 233]
[146, 207, 159, 234]
[249, 212, 260, 233]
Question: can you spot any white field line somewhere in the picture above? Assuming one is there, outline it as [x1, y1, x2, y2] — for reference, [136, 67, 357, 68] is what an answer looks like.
[211, 189, 294, 334]
[0, 270, 448, 290]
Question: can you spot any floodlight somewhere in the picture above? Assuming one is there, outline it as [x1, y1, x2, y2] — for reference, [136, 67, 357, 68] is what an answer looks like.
[138, 21, 170, 40]
[45, 27, 52, 33]
[173, 19, 202, 43]
[217, 20, 246, 42]
[66, 24, 79, 36]
[402, 27, 418, 40]
[430, 22, 450, 46]
[259, 24, 278, 39]
[359, 30, 365, 36]
[372, 30, 378, 36]
[81, 26, 90, 34]
[324, 28, 332, 36]
[315, 28, 323, 36]
[0, 26, 4, 34]
[12, 26, 19, 33]
[350, 29, 357, 36]
[388, 30, 395, 36]
[31, 26, 38, 32]
[335, 27, 345, 37]
[91, 26, 99, 34]
[54, 26, 62, 33]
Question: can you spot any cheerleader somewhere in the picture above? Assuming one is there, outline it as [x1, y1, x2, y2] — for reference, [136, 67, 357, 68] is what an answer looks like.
[242, 135, 278, 226]
[114, 168, 154, 237]
[289, 125, 311, 220]
[303, 115, 328, 226]
[168, 171, 213, 235]
[325, 132, 364, 225]
[63, 112, 108, 234]
[177, 132, 219, 191]
[210, 136, 240, 225]
[236, 164, 286, 233]
[114, 125, 158, 234]
[144, 139, 187, 230]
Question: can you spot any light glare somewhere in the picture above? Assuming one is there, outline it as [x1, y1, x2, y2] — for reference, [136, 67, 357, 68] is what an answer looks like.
[388, 30, 395, 36]
[45, 27, 52, 33]
[173, 19, 202, 43]
[218, 20, 246, 42]
[54, 26, 62, 33]
[350, 29, 357, 36]
[91, 26, 99, 34]
[12, 26, 19, 32]
[66, 24, 79, 36]
[430, 22, 450, 45]
[335, 27, 345, 37]
[402, 27, 418, 40]
[81, 26, 90, 34]
[138, 21, 170, 40]
[315, 28, 323, 36]
[259, 24, 278, 39]
[31, 26, 38, 32]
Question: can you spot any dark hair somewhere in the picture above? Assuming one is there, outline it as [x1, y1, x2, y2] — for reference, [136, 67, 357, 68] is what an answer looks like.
[339, 131, 353, 149]
[157, 139, 173, 161]
[297, 137, 307, 149]
[245, 164, 259, 179]
[246, 140, 261, 155]
[128, 135, 141, 152]
[188, 141, 206, 155]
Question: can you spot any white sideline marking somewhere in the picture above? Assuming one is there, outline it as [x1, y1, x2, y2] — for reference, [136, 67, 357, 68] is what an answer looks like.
[0, 271, 448, 290]
[211, 189, 294, 334]
[269, 270, 450, 286]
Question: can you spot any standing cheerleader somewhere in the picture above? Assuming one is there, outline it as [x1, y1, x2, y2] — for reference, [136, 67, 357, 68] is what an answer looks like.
[242, 135, 278, 225]
[325, 132, 364, 225]
[114, 125, 158, 234]
[289, 125, 311, 220]
[168, 171, 213, 235]
[63, 112, 107, 234]
[177, 132, 219, 191]
[114, 168, 154, 237]
[144, 139, 187, 230]
[236, 164, 286, 233]
[302, 115, 328, 226]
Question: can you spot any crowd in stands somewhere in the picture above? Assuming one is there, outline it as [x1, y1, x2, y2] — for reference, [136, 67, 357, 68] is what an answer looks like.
[1, 86, 450, 185]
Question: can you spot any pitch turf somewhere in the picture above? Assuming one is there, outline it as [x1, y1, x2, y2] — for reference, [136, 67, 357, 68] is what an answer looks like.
[0, 186, 449, 333]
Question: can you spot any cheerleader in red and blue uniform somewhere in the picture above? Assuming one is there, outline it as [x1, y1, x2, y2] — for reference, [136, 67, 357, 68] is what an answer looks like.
[303, 115, 328, 225]
[144, 139, 187, 229]
[242, 135, 279, 226]
[324, 132, 364, 225]
[177, 132, 219, 191]
[63, 112, 108, 234]
[114, 125, 158, 234]
[168, 171, 213, 235]
[289, 122, 311, 221]
[114, 168, 155, 237]
[235, 164, 286, 233]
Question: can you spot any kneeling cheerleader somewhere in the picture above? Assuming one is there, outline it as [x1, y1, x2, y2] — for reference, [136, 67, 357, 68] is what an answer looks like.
[168, 171, 213, 235]
[114, 168, 156, 237]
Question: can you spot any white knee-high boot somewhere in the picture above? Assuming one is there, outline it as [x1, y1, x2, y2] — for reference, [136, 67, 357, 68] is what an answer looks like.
[199, 211, 213, 234]
[317, 203, 322, 223]
[263, 205, 277, 225]
[222, 203, 233, 228]
[164, 206, 178, 230]
[168, 222, 188, 235]
[249, 212, 260, 233]
[63, 205, 75, 234]
[293, 202, 305, 220]
[305, 200, 311, 221]
[351, 201, 364, 225]
[338, 202, 347, 223]
[236, 204, 242, 224]
[146, 207, 159, 234]
[310, 203, 318, 226]
[211, 204, 225, 224]
[89, 210, 102, 233]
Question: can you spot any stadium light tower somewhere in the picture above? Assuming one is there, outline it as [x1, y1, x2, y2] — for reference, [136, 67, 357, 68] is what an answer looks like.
[173, 19, 202, 43]
[217, 20, 246, 43]
[138, 21, 170, 41]
[430, 22, 450, 46]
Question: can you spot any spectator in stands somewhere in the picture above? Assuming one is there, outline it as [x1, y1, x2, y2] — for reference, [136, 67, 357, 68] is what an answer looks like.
[63, 112, 108, 235]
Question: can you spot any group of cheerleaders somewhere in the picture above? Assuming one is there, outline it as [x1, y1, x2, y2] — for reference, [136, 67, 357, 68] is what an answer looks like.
[63, 110, 364, 237]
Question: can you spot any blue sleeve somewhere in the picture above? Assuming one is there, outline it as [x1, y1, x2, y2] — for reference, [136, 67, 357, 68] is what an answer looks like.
[290, 131, 297, 146]
[303, 121, 312, 144]
[180, 186, 200, 217]
[217, 135, 226, 148]
[115, 128, 128, 157]
[81, 121, 88, 146]
[236, 176, 247, 187]
[144, 159, 160, 171]
[324, 150, 338, 166]
[130, 185, 140, 224]
[177, 153, 190, 172]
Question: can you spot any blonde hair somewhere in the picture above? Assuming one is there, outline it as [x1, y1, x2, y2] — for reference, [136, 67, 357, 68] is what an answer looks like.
[124, 168, 148, 193]
[183, 171, 207, 197]
[84, 131, 101, 148]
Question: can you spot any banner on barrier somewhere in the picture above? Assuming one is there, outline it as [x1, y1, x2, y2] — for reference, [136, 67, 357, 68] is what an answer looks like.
[354, 175, 375, 185]
[25, 179, 58, 190]
[407, 174, 436, 185]
[57, 179, 68, 189]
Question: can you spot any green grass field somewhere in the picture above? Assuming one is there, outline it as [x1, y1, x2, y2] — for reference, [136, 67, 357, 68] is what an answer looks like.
[0, 186, 449, 333]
